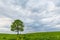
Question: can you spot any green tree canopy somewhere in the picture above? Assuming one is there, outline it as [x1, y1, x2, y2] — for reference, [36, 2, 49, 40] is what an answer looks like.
[11, 19, 24, 34]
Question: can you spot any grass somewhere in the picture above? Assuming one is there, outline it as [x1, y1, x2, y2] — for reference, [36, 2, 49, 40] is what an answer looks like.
[0, 32, 60, 40]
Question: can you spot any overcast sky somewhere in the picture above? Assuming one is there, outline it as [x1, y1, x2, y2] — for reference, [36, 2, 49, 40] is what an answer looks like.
[0, 0, 60, 34]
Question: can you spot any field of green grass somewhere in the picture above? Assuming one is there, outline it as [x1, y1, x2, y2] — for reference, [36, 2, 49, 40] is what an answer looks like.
[0, 32, 60, 40]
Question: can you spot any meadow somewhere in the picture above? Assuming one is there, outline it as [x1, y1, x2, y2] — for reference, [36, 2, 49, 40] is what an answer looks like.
[0, 32, 60, 40]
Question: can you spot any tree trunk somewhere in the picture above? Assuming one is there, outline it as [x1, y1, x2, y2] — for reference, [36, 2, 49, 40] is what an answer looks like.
[17, 30, 19, 40]
[20, 32, 21, 40]
[17, 30, 19, 35]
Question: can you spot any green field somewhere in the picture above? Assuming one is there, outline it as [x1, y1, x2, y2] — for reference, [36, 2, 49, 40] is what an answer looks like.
[0, 32, 60, 40]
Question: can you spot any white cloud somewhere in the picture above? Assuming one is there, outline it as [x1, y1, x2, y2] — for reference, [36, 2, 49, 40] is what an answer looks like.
[55, 25, 60, 28]
[0, 16, 12, 28]
[0, 28, 16, 34]
[0, 16, 14, 34]
[40, 14, 60, 28]
[23, 18, 35, 23]
[47, 1, 56, 11]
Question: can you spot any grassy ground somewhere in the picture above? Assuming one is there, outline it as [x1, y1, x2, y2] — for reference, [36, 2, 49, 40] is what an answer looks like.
[0, 32, 60, 40]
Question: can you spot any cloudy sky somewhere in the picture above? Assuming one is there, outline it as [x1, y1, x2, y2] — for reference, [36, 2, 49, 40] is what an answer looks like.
[0, 0, 60, 34]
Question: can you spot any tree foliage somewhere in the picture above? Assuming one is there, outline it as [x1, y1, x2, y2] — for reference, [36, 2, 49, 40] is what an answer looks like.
[11, 19, 24, 33]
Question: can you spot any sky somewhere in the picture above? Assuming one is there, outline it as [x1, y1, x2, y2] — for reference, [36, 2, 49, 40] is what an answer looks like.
[0, 0, 60, 34]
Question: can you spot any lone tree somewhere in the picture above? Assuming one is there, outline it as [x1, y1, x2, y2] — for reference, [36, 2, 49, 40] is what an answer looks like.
[11, 19, 24, 40]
